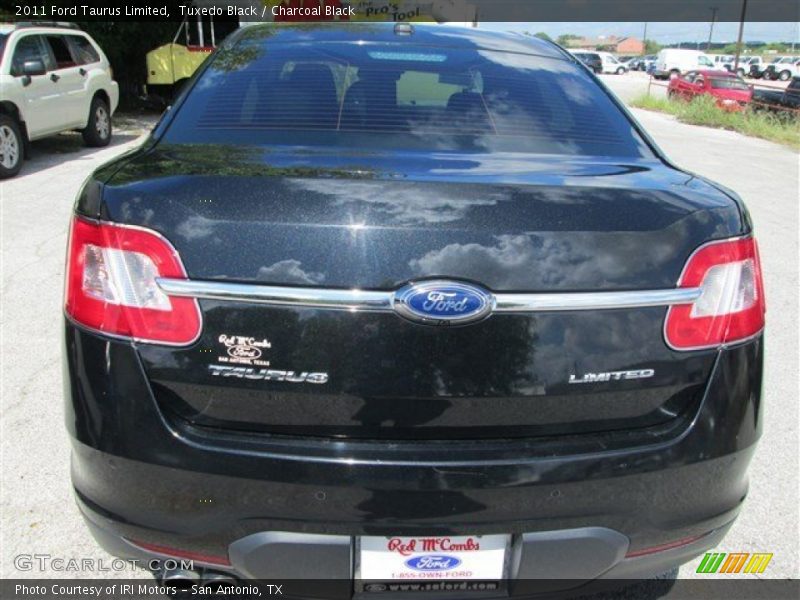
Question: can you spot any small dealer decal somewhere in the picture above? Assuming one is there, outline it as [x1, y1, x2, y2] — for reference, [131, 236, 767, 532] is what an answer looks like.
[216, 334, 271, 367]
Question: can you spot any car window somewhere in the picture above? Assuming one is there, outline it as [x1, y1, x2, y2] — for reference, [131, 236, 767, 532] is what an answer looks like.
[165, 41, 653, 158]
[396, 71, 463, 107]
[44, 35, 77, 70]
[709, 77, 748, 90]
[684, 71, 697, 82]
[10, 35, 46, 76]
[699, 56, 713, 67]
[0, 34, 6, 62]
[67, 35, 100, 65]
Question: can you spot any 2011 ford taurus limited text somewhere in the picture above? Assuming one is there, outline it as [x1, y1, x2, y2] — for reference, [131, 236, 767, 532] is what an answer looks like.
[63, 24, 764, 596]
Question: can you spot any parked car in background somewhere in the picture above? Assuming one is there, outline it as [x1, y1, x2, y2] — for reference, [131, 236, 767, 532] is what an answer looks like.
[570, 50, 602, 73]
[0, 22, 118, 178]
[654, 49, 715, 79]
[752, 56, 786, 79]
[712, 54, 735, 69]
[66, 23, 764, 592]
[628, 55, 656, 73]
[626, 56, 643, 70]
[752, 76, 800, 113]
[597, 51, 628, 74]
[668, 69, 753, 111]
[572, 50, 627, 74]
[763, 56, 800, 81]
[731, 56, 763, 78]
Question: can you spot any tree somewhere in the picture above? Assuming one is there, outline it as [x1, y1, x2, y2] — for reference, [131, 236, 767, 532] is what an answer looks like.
[77, 22, 178, 106]
[556, 34, 582, 47]
[533, 32, 553, 43]
[644, 39, 661, 54]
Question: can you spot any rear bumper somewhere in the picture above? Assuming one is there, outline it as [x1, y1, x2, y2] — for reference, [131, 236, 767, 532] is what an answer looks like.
[80, 499, 735, 598]
[65, 322, 763, 590]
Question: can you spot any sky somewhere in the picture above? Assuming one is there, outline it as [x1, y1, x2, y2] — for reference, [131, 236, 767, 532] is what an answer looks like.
[477, 22, 800, 45]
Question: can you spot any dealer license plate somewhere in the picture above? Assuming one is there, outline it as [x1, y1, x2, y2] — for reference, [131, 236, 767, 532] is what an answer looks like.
[359, 535, 509, 581]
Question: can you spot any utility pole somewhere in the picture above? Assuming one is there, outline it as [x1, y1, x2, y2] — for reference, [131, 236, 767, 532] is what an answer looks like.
[734, 0, 748, 72]
[642, 22, 648, 55]
[708, 7, 718, 51]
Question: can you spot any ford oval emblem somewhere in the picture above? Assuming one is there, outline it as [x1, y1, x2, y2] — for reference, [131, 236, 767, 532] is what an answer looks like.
[405, 554, 462, 572]
[393, 281, 494, 326]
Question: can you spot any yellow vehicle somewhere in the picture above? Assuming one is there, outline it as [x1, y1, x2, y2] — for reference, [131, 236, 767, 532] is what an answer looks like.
[145, 1, 476, 101]
[145, 12, 239, 102]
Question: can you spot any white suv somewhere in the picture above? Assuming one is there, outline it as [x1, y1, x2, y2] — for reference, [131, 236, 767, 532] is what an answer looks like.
[0, 23, 119, 178]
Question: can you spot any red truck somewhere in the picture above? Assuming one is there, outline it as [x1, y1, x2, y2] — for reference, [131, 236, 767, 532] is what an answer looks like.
[668, 69, 753, 111]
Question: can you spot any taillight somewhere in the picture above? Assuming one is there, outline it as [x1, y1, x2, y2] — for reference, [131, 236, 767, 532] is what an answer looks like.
[665, 236, 765, 351]
[65, 217, 201, 345]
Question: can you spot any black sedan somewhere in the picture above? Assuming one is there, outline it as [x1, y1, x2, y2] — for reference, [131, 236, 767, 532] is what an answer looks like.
[64, 23, 764, 596]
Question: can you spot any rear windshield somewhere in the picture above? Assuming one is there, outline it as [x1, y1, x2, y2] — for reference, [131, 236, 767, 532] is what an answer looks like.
[164, 39, 652, 157]
[709, 77, 749, 90]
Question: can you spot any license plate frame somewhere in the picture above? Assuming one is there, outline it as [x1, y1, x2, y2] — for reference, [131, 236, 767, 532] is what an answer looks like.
[356, 534, 511, 589]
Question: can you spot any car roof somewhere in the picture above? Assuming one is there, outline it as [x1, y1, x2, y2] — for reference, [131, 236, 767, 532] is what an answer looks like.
[237, 23, 567, 60]
[694, 69, 737, 77]
[5, 25, 87, 37]
[0, 24, 14, 34]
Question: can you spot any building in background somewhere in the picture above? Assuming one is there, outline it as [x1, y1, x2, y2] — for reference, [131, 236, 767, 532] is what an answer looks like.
[565, 35, 645, 55]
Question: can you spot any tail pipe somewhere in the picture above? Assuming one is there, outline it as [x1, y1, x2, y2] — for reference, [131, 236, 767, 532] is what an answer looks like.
[159, 566, 201, 589]
[158, 566, 238, 589]
[202, 571, 239, 587]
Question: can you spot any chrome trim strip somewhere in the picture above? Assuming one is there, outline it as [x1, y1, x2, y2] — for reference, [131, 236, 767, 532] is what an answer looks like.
[157, 279, 702, 313]
[157, 279, 394, 311]
[494, 288, 702, 312]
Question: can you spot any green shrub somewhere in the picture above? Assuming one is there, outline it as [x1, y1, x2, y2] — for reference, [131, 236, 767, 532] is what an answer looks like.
[631, 93, 800, 150]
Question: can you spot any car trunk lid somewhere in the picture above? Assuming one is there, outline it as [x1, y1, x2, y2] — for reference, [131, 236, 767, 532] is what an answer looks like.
[99, 145, 740, 440]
